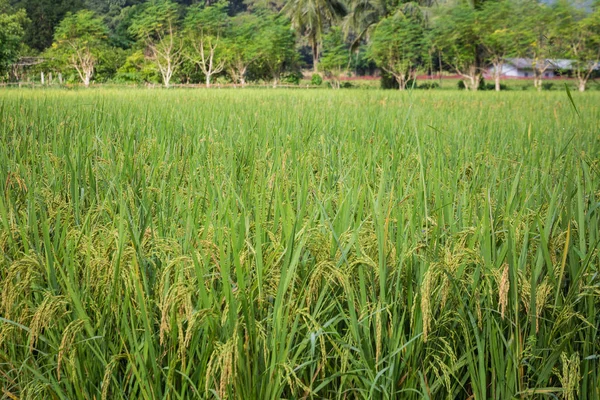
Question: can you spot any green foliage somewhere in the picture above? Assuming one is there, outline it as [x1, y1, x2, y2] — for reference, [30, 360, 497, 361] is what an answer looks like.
[310, 72, 322, 85]
[281, 69, 302, 84]
[128, 0, 179, 41]
[49, 10, 110, 85]
[380, 71, 399, 89]
[319, 27, 349, 80]
[542, 82, 554, 90]
[345, 0, 398, 48]
[95, 46, 128, 81]
[418, 81, 439, 89]
[7, 0, 600, 88]
[221, 13, 262, 84]
[553, 1, 600, 90]
[253, 13, 298, 84]
[183, 0, 228, 36]
[115, 49, 160, 82]
[432, 2, 481, 90]
[0, 7, 28, 77]
[183, 1, 229, 86]
[478, 0, 520, 65]
[53, 9, 108, 45]
[10, 0, 85, 51]
[282, 0, 346, 70]
[106, 4, 145, 48]
[368, 6, 426, 89]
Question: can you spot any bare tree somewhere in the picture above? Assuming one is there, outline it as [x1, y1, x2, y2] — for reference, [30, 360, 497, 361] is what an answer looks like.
[189, 33, 225, 88]
[69, 46, 95, 87]
[225, 46, 259, 86]
[148, 24, 183, 88]
[52, 10, 108, 87]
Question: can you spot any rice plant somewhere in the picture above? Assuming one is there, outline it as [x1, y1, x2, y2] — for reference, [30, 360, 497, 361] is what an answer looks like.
[0, 88, 599, 399]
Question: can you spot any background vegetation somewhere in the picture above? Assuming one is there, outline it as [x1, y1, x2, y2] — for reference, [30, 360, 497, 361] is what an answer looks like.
[1, 0, 599, 90]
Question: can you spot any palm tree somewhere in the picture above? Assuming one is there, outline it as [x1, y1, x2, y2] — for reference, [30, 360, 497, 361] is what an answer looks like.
[344, 0, 430, 50]
[282, 0, 346, 72]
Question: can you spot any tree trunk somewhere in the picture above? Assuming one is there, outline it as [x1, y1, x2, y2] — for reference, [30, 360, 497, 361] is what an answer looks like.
[493, 62, 501, 91]
[468, 75, 480, 91]
[240, 67, 247, 86]
[311, 39, 319, 73]
[206, 74, 211, 88]
[578, 79, 586, 92]
[397, 77, 405, 90]
[83, 72, 91, 87]
[533, 69, 542, 91]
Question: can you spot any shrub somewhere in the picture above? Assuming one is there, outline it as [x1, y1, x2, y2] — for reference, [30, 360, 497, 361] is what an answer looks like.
[380, 72, 399, 89]
[311, 73, 323, 86]
[484, 82, 508, 91]
[418, 82, 439, 90]
[542, 82, 554, 91]
[282, 71, 302, 85]
[478, 77, 487, 90]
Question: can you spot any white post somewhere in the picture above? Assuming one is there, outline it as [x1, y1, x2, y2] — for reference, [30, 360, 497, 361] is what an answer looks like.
[41, 72, 45, 85]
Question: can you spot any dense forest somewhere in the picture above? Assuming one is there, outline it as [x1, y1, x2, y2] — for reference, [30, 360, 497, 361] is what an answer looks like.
[0, 0, 599, 90]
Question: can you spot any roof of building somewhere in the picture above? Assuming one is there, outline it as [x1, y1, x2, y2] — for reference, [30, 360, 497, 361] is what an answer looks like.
[505, 58, 600, 70]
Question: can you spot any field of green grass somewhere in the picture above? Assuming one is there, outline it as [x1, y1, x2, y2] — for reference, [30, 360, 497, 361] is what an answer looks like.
[1, 88, 599, 399]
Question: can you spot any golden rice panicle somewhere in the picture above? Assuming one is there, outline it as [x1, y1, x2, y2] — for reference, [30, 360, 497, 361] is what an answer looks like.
[57, 319, 85, 381]
[498, 262, 510, 320]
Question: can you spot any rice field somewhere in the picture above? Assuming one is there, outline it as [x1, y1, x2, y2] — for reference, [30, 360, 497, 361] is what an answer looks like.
[0, 88, 599, 399]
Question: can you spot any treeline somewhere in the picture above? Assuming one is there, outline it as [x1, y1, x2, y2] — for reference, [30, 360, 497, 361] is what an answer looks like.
[1, 0, 599, 90]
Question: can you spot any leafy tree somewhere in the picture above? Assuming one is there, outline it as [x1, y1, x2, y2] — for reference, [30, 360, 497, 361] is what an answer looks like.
[319, 26, 349, 88]
[184, 1, 228, 87]
[129, 0, 183, 87]
[517, 0, 559, 90]
[10, 0, 85, 51]
[51, 10, 109, 86]
[255, 14, 298, 87]
[345, 0, 398, 48]
[244, 0, 285, 13]
[368, 6, 426, 90]
[95, 46, 128, 81]
[115, 49, 161, 82]
[85, 0, 122, 14]
[222, 13, 261, 85]
[554, 1, 600, 92]
[282, 0, 346, 72]
[432, 2, 482, 91]
[129, 0, 179, 41]
[478, 0, 519, 91]
[0, 2, 28, 79]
